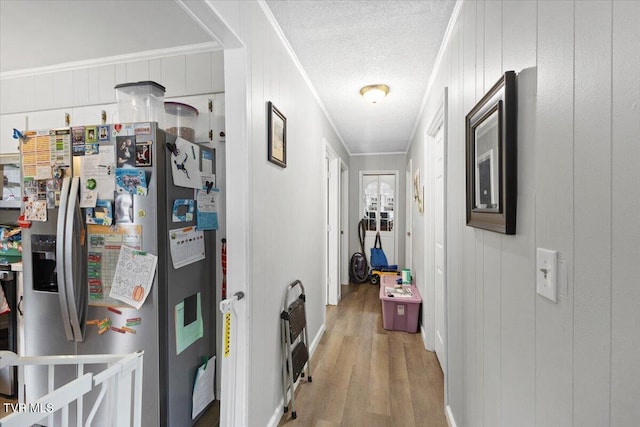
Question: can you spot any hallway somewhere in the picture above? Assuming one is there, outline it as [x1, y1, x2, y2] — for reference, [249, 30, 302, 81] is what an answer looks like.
[279, 283, 447, 427]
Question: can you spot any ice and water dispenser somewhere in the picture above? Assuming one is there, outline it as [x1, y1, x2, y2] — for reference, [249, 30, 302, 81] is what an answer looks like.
[30, 235, 58, 293]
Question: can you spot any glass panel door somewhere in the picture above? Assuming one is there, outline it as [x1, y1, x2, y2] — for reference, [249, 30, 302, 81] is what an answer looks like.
[362, 175, 378, 231]
[361, 174, 396, 265]
[379, 175, 395, 232]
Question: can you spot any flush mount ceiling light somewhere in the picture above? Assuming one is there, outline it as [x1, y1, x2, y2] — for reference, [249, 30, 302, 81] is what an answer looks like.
[360, 84, 390, 103]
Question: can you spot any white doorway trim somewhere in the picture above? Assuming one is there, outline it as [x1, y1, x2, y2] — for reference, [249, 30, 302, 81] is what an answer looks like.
[405, 158, 413, 271]
[324, 141, 340, 305]
[220, 46, 252, 427]
[340, 161, 350, 286]
[176, 2, 249, 426]
[425, 88, 449, 404]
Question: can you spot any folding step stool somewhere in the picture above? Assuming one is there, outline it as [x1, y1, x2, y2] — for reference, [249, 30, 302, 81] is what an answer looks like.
[280, 280, 312, 420]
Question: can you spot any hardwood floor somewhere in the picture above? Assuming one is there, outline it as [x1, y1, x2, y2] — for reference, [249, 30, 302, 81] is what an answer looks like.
[278, 283, 447, 427]
[194, 399, 220, 427]
[0, 396, 16, 419]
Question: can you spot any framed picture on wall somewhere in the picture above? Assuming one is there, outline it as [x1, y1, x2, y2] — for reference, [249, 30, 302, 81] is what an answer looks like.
[267, 101, 287, 168]
[465, 71, 517, 234]
[413, 169, 424, 214]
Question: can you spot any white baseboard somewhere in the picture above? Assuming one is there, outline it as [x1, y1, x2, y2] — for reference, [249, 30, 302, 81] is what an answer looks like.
[267, 398, 285, 427]
[421, 324, 429, 350]
[267, 322, 326, 427]
[445, 404, 457, 427]
[309, 323, 326, 356]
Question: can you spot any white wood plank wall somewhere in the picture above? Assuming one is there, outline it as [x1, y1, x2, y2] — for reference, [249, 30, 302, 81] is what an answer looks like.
[447, 17, 465, 426]
[460, 3, 478, 425]
[0, 50, 224, 114]
[0, 51, 224, 154]
[610, 2, 640, 427]
[407, 0, 640, 426]
[500, 2, 536, 426]
[574, 2, 612, 426]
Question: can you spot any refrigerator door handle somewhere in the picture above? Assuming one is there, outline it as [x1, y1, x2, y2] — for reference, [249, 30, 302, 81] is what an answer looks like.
[56, 177, 74, 341]
[65, 177, 86, 342]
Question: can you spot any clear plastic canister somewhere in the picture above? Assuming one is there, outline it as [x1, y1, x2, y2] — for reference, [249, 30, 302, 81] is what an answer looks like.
[114, 81, 166, 126]
[164, 102, 199, 143]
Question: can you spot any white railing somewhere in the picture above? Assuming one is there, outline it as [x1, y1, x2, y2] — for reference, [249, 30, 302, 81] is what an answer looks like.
[0, 350, 143, 427]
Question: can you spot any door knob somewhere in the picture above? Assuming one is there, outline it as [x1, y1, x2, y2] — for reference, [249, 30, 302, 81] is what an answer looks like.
[407, 232, 411, 237]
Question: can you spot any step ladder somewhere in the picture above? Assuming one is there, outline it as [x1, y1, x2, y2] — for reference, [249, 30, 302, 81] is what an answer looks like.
[280, 280, 312, 420]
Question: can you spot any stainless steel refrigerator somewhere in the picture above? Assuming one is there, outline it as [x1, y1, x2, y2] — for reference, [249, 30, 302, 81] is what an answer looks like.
[20, 123, 215, 426]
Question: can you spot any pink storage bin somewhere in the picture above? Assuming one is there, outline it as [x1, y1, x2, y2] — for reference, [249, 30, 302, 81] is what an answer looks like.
[379, 275, 422, 333]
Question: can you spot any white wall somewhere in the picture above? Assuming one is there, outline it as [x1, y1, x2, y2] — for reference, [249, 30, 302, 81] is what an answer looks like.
[406, 134, 427, 340]
[214, 2, 350, 425]
[348, 153, 406, 270]
[408, 1, 640, 426]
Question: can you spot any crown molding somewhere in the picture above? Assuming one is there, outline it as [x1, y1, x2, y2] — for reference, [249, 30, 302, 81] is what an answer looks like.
[0, 42, 221, 80]
[257, 0, 351, 157]
[350, 151, 407, 157]
[175, 0, 243, 49]
[407, 0, 463, 149]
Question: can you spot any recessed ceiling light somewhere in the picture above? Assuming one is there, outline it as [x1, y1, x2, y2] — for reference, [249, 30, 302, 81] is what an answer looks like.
[359, 84, 390, 103]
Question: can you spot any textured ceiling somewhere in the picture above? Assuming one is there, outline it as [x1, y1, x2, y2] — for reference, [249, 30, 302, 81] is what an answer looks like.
[1, 0, 455, 155]
[266, 0, 456, 154]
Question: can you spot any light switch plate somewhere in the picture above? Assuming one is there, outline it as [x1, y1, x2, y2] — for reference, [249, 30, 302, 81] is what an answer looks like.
[537, 248, 558, 303]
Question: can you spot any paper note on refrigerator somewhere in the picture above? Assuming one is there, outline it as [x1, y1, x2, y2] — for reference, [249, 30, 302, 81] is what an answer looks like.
[109, 245, 158, 309]
[201, 150, 213, 175]
[80, 145, 116, 204]
[51, 128, 72, 167]
[169, 227, 205, 269]
[115, 169, 148, 196]
[196, 175, 218, 230]
[87, 224, 142, 307]
[170, 137, 202, 189]
[192, 355, 215, 419]
[175, 293, 204, 355]
[24, 200, 47, 221]
[21, 131, 54, 180]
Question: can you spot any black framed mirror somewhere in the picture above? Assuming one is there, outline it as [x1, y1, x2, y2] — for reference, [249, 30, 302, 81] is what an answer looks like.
[465, 71, 517, 234]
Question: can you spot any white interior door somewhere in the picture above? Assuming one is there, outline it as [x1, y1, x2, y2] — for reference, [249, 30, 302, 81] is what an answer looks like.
[326, 156, 330, 304]
[361, 173, 397, 266]
[326, 149, 340, 305]
[434, 125, 446, 373]
[340, 166, 349, 285]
